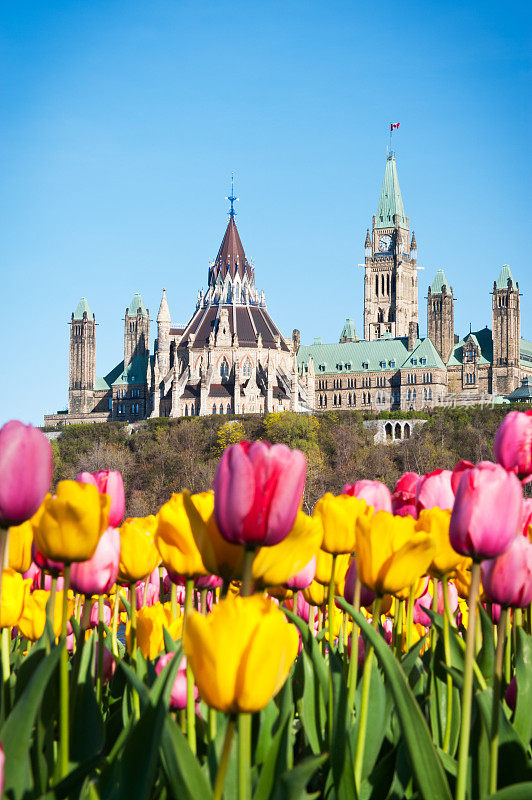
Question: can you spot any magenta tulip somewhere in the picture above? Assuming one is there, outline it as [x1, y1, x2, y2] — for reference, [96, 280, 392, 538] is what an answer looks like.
[521, 499, 532, 538]
[343, 558, 376, 608]
[286, 556, 316, 591]
[481, 534, 532, 608]
[32, 543, 64, 575]
[0, 421, 52, 527]
[451, 460, 474, 494]
[136, 580, 158, 609]
[155, 653, 196, 710]
[0, 741, 4, 797]
[347, 633, 365, 667]
[77, 469, 125, 527]
[412, 582, 458, 626]
[494, 410, 532, 483]
[194, 574, 223, 590]
[214, 440, 306, 546]
[416, 469, 455, 513]
[70, 527, 120, 596]
[342, 480, 392, 512]
[505, 676, 517, 711]
[89, 601, 112, 629]
[94, 643, 116, 685]
[450, 461, 523, 560]
[33, 572, 64, 592]
[391, 472, 420, 517]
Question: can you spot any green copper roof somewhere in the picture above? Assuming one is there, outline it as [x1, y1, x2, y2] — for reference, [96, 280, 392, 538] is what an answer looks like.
[94, 355, 149, 391]
[431, 269, 449, 293]
[340, 318, 359, 342]
[375, 153, 407, 230]
[73, 297, 94, 320]
[298, 335, 444, 375]
[128, 292, 148, 317]
[496, 264, 516, 290]
[447, 328, 493, 367]
[520, 339, 532, 368]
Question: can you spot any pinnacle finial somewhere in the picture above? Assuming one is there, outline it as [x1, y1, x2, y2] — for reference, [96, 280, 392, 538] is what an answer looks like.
[226, 172, 239, 218]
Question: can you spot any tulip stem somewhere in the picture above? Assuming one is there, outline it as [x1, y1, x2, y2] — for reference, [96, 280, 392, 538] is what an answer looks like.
[129, 585, 140, 722]
[394, 600, 404, 658]
[171, 583, 178, 620]
[241, 549, 255, 598]
[347, 577, 361, 711]
[406, 585, 415, 652]
[505, 607, 511, 684]
[213, 716, 236, 800]
[208, 707, 217, 744]
[456, 560, 481, 800]
[58, 564, 71, 780]
[96, 595, 104, 706]
[184, 578, 196, 755]
[200, 589, 208, 615]
[238, 711, 252, 800]
[48, 574, 58, 630]
[0, 528, 9, 606]
[354, 596, 382, 792]
[442, 576, 454, 754]
[111, 594, 120, 657]
[489, 606, 507, 794]
[1, 627, 11, 714]
[327, 554, 337, 749]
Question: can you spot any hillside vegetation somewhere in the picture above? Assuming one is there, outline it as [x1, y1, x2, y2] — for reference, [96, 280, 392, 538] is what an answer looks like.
[49, 405, 528, 516]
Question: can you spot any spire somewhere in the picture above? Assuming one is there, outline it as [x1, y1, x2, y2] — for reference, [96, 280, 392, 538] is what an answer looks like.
[430, 269, 450, 293]
[375, 153, 407, 229]
[73, 297, 94, 319]
[226, 173, 239, 218]
[364, 229, 371, 248]
[209, 215, 253, 285]
[157, 288, 171, 324]
[496, 264, 516, 290]
[128, 292, 148, 317]
[410, 231, 417, 250]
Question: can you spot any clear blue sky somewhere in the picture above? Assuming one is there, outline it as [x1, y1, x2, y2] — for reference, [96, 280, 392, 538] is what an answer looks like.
[1, 0, 531, 426]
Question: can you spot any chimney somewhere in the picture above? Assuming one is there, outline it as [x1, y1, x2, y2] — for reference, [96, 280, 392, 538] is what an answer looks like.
[292, 329, 301, 354]
[408, 321, 418, 351]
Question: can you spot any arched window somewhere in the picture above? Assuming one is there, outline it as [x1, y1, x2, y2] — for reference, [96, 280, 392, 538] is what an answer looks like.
[242, 358, 252, 378]
[212, 406, 216, 415]
[387, 273, 390, 295]
[381, 274, 385, 295]
[428, 388, 432, 400]
[184, 405, 188, 416]
[412, 389, 416, 402]
[220, 357, 229, 379]
[395, 423, 402, 440]
[404, 423, 411, 439]
[375, 275, 379, 295]
[226, 404, 231, 414]
[219, 405, 223, 414]
[385, 422, 393, 440]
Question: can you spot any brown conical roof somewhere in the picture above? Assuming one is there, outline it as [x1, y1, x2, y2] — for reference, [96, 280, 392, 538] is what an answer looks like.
[365, 228, 371, 248]
[410, 231, 417, 250]
[209, 216, 253, 285]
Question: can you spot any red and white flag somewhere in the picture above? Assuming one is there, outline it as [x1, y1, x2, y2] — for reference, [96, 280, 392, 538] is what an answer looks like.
[390, 122, 400, 131]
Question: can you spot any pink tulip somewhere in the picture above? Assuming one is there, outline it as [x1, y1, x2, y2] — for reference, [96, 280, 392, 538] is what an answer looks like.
[481, 534, 532, 608]
[163, 571, 186, 601]
[382, 618, 393, 646]
[77, 469, 125, 527]
[416, 469, 455, 513]
[0, 420, 52, 527]
[342, 480, 392, 512]
[347, 633, 366, 667]
[33, 573, 64, 592]
[70, 527, 120, 596]
[136, 581, 158, 609]
[412, 582, 458, 626]
[214, 440, 306, 546]
[194, 574, 223, 590]
[286, 556, 316, 591]
[391, 472, 420, 517]
[155, 653, 196, 710]
[483, 601, 502, 624]
[32, 543, 64, 575]
[343, 559, 376, 608]
[450, 461, 523, 559]
[521, 499, 532, 538]
[451, 460, 474, 494]
[505, 676, 517, 711]
[23, 562, 41, 583]
[494, 411, 532, 484]
[94, 643, 116, 685]
[89, 601, 112, 629]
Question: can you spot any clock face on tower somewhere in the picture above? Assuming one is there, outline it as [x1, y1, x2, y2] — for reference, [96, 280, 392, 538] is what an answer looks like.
[378, 235, 392, 253]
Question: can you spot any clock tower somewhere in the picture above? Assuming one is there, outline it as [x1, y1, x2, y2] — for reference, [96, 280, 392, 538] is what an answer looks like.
[363, 152, 419, 341]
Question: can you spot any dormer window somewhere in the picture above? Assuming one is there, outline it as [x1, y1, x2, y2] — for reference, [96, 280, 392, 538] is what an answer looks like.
[345, 362, 351, 370]
[380, 361, 386, 368]
[362, 362, 369, 370]
[389, 360, 396, 368]
[411, 359, 418, 366]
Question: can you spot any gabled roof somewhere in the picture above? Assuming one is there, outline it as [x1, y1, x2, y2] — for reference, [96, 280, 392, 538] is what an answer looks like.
[430, 269, 450, 294]
[73, 297, 94, 320]
[128, 292, 148, 317]
[496, 264, 516, 290]
[94, 354, 149, 390]
[298, 336, 444, 375]
[375, 153, 407, 230]
[209, 216, 254, 285]
[447, 327, 493, 366]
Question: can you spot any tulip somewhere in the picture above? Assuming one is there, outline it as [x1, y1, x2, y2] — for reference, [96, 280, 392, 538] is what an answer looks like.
[347, 633, 366, 668]
[415, 508, 465, 578]
[89, 600, 112, 629]
[0, 568, 27, 627]
[125, 601, 182, 660]
[70, 526, 120, 596]
[155, 653, 197, 710]
[505, 676, 517, 711]
[314, 493, 371, 555]
[0, 421, 52, 527]
[18, 589, 74, 640]
[355, 511, 436, 596]
[77, 469, 125, 527]
[34, 481, 110, 564]
[494, 410, 532, 483]
[214, 440, 306, 547]
[136, 581, 159, 608]
[451, 461, 474, 494]
[183, 594, 298, 713]
[343, 558, 376, 608]
[411, 581, 458, 626]
[450, 461, 523, 560]
[391, 472, 420, 517]
[342, 480, 392, 512]
[8, 518, 33, 573]
[253, 512, 323, 590]
[313, 549, 350, 589]
[32, 542, 64, 575]
[521, 499, 532, 538]
[94, 643, 116, 686]
[302, 580, 328, 606]
[23, 562, 40, 583]
[286, 556, 316, 590]
[481, 535, 532, 608]
[194, 574, 223, 590]
[118, 516, 160, 583]
[156, 493, 210, 578]
[416, 469, 455, 513]
[33, 572, 64, 592]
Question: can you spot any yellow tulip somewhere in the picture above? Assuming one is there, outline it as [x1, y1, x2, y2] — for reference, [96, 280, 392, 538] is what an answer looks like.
[313, 493, 372, 555]
[8, 519, 34, 573]
[415, 508, 466, 579]
[183, 490, 244, 582]
[156, 493, 210, 578]
[34, 481, 110, 563]
[125, 601, 183, 660]
[356, 511, 436, 597]
[17, 588, 75, 639]
[0, 568, 27, 627]
[453, 560, 476, 600]
[303, 580, 328, 606]
[393, 574, 430, 602]
[118, 516, 160, 583]
[183, 594, 298, 713]
[314, 549, 350, 588]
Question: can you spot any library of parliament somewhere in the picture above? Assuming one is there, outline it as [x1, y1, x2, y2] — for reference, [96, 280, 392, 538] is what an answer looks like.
[44, 154, 532, 427]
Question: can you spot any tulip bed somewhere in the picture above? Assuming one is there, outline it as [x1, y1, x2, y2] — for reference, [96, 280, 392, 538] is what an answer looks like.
[0, 412, 532, 800]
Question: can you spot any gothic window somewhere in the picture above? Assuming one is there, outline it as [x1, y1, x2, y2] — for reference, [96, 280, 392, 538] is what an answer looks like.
[219, 405, 224, 414]
[212, 406, 216, 415]
[429, 389, 432, 400]
[412, 390, 416, 401]
[242, 358, 252, 378]
[378, 308, 384, 323]
[367, 392, 371, 404]
[375, 275, 379, 296]
[381, 274, 385, 295]
[407, 389, 411, 401]
[387, 274, 390, 295]
[184, 406, 188, 416]
[423, 388, 427, 401]
[108, 398, 112, 410]
[338, 394, 341, 406]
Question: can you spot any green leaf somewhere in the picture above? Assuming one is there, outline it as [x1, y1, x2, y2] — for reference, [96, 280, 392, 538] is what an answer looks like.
[253, 713, 291, 800]
[283, 608, 328, 701]
[278, 754, 327, 800]
[338, 597, 452, 800]
[513, 627, 532, 747]
[160, 716, 213, 800]
[485, 783, 532, 799]
[359, 745, 397, 800]
[329, 649, 357, 800]
[70, 681, 105, 765]
[297, 650, 326, 755]
[475, 689, 532, 788]
[255, 700, 279, 766]
[1, 644, 62, 800]
[477, 605, 495, 680]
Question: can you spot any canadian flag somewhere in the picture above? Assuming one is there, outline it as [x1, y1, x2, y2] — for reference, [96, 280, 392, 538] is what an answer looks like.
[390, 122, 400, 131]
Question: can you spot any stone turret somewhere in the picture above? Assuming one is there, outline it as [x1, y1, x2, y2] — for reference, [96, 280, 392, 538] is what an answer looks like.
[124, 293, 150, 369]
[427, 269, 454, 363]
[492, 265, 521, 395]
[69, 297, 96, 414]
